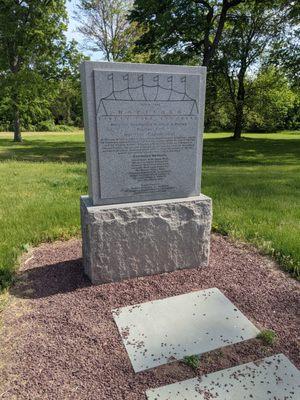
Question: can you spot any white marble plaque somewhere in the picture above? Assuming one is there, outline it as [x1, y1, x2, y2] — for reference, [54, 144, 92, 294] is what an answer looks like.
[80, 62, 206, 205]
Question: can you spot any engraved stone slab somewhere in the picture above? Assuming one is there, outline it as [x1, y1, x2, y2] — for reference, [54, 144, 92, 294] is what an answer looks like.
[146, 354, 300, 399]
[80, 62, 206, 206]
[112, 288, 259, 372]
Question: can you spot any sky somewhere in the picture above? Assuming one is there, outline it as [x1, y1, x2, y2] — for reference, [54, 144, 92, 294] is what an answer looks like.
[66, 1, 82, 44]
[66, 0, 103, 60]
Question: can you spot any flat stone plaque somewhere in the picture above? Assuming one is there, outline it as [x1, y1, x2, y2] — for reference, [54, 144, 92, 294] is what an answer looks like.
[146, 354, 300, 399]
[112, 288, 259, 372]
[80, 62, 206, 206]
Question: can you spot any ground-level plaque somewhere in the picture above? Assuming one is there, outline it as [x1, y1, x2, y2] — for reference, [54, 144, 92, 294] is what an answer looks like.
[113, 288, 259, 372]
[146, 354, 300, 399]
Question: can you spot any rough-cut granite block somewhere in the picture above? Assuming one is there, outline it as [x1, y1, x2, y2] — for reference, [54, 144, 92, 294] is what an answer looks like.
[80, 194, 212, 284]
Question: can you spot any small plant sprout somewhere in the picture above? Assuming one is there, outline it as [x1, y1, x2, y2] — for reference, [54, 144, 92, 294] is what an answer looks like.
[257, 329, 277, 346]
[21, 243, 30, 252]
[183, 354, 201, 370]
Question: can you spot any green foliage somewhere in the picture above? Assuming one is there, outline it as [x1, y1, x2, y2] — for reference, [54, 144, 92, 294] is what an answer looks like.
[130, 0, 205, 64]
[267, 0, 300, 89]
[0, 0, 298, 135]
[0, 39, 85, 133]
[130, 0, 245, 66]
[20, 243, 30, 252]
[51, 40, 87, 127]
[183, 355, 200, 370]
[0, 0, 86, 139]
[218, 2, 289, 138]
[257, 330, 277, 346]
[205, 69, 234, 132]
[204, 66, 299, 133]
[245, 68, 297, 132]
[129, 0, 298, 135]
[0, 69, 53, 128]
[35, 121, 75, 132]
[36, 121, 58, 132]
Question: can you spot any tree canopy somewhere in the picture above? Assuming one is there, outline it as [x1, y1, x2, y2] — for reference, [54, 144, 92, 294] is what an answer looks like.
[129, 0, 245, 66]
[129, 0, 299, 137]
[0, 0, 299, 138]
[0, 0, 70, 141]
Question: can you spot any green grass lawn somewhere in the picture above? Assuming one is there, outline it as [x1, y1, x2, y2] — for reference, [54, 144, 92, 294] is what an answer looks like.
[0, 130, 299, 290]
[203, 132, 300, 278]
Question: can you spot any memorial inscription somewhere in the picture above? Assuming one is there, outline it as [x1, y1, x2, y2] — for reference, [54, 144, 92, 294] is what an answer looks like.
[81, 62, 206, 205]
[95, 70, 202, 201]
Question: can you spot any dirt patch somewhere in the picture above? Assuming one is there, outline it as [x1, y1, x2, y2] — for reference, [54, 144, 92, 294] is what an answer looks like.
[0, 235, 299, 399]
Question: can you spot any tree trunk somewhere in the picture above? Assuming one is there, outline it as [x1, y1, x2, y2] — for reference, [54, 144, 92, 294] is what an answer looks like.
[233, 102, 243, 139]
[13, 97, 22, 142]
[233, 69, 246, 140]
[202, 3, 214, 67]
[10, 55, 22, 142]
[201, 0, 243, 67]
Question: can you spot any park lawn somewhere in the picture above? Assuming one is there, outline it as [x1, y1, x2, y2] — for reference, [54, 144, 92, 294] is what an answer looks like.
[203, 132, 300, 277]
[0, 130, 299, 291]
[0, 131, 87, 291]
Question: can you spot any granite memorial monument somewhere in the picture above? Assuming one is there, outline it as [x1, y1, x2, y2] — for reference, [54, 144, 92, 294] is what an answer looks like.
[80, 61, 212, 284]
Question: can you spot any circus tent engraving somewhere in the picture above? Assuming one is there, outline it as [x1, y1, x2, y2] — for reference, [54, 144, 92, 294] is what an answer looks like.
[96, 73, 199, 117]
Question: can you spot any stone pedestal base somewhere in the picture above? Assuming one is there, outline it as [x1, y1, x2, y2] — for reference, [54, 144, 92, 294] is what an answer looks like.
[80, 195, 212, 284]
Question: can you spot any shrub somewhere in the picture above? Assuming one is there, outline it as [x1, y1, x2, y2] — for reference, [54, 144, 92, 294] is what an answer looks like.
[36, 120, 75, 132]
[257, 330, 277, 345]
[37, 120, 57, 132]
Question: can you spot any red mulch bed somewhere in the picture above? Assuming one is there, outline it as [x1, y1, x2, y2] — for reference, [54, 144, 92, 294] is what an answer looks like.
[0, 234, 299, 399]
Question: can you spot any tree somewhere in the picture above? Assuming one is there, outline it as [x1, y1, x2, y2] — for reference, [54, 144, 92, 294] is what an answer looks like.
[218, 2, 288, 139]
[129, 0, 245, 67]
[0, 0, 68, 141]
[245, 67, 296, 132]
[203, 65, 299, 133]
[204, 63, 233, 132]
[76, 0, 141, 62]
[51, 40, 87, 127]
[267, 2, 300, 90]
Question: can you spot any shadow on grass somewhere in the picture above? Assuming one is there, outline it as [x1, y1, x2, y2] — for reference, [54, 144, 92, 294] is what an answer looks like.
[1, 135, 299, 166]
[0, 138, 86, 163]
[11, 258, 91, 299]
[203, 137, 300, 166]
